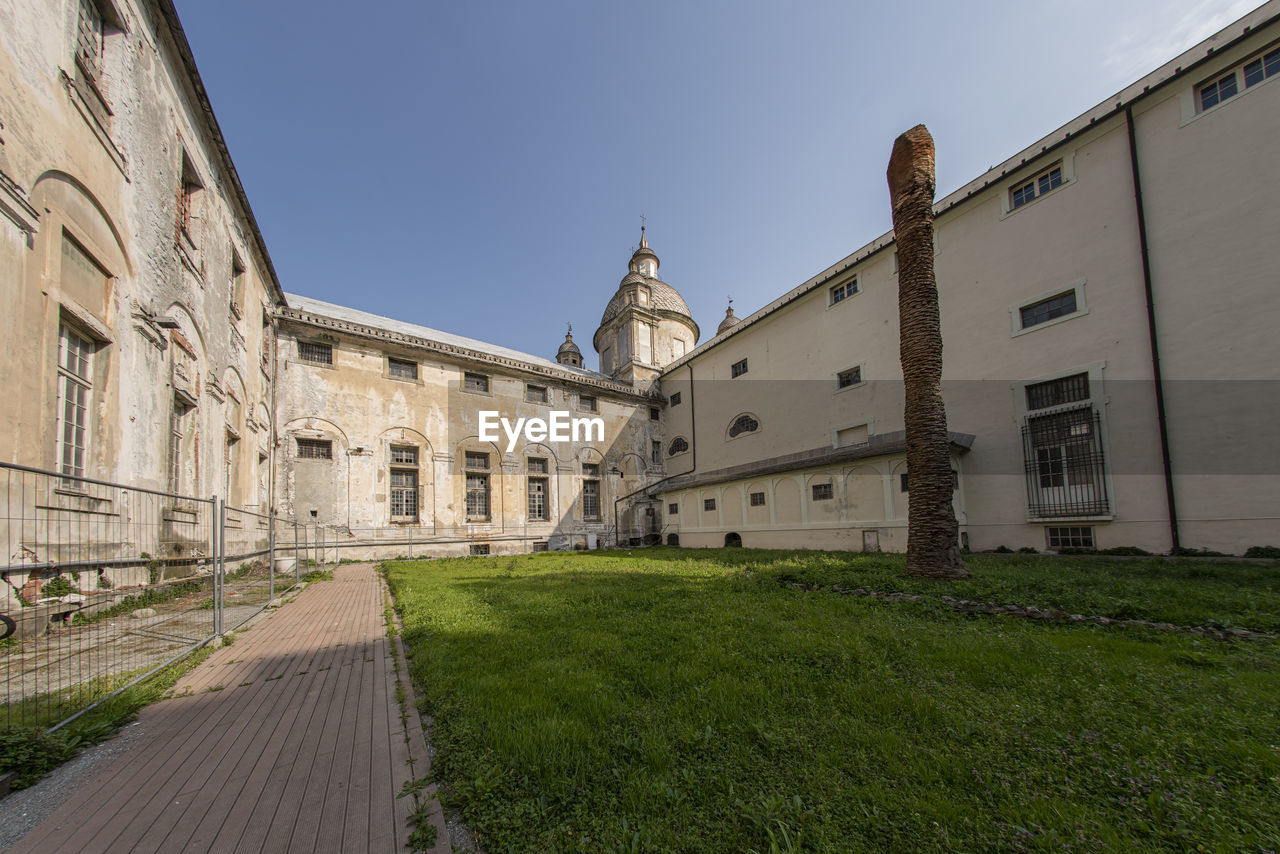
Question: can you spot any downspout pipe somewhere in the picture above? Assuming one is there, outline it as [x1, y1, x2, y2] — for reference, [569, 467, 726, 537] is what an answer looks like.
[1125, 105, 1181, 554]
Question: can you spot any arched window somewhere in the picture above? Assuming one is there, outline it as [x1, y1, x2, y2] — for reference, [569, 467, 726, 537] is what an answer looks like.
[728, 414, 759, 438]
[667, 437, 689, 456]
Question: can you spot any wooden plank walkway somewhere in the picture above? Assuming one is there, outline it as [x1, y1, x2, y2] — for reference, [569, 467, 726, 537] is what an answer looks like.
[5, 564, 448, 854]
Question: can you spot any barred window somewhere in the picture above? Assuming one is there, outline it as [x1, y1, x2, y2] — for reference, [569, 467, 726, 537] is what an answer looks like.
[837, 367, 861, 388]
[582, 479, 600, 520]
[811, 483, 833, 501]
[668, 437, 689, 455]
[728, 414, 759, 438]
[750, 491, 766, 507]
[650, 407, 660, 421]
[731, 359, 748, 378]
[464, 372, 489, 393]
[466, 473, 490, 518]
[1023, 406, 1109, 517]
[527, 456, 548, 474]
[704, 498, 717, 511]
[1025, 373, 1089, 411]
[670, 392, 682, 406]
[526, 384, 548, 403]
[668, 502, 679, 514]
[465, 451, 489, 470]
[528, 477, 548, 520]
[75, 0, 104, 79]
[298, 341, 332, 365]
[296, 438, 332, 459]
[1046, 526, 1094, 549]
[389, 358, 417, 380]
[470, 544, 490, 556]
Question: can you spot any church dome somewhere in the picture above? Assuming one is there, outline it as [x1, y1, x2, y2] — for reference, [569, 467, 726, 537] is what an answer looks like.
[556, 327, 583, 367]
[599, 279, 694, 328]
[716, 303, 741, 335]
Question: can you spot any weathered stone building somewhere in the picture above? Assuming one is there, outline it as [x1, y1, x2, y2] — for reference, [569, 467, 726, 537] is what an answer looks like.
[3, 1, 1278, 581]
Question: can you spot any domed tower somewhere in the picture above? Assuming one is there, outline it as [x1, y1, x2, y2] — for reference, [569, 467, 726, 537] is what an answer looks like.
[556, 325, 583, 368]
[593, 227, 699, 387]
[716, 300, 741, 336]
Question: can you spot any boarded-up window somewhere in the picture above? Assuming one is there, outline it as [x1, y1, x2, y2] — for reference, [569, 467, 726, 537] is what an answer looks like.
[61, 235, 109, 310]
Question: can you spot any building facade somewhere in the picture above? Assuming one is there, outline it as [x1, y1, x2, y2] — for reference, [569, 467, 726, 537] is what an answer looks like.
[2, 1, 1278, 586]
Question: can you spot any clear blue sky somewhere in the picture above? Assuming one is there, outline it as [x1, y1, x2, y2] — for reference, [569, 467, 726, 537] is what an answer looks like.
[173, 0, 1256, 368]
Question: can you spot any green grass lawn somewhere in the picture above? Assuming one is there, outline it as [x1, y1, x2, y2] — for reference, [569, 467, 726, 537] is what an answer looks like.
[385, 548, 1280, 853]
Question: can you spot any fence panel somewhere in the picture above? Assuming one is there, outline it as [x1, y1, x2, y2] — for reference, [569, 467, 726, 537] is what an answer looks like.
[1, 463, 217, 731]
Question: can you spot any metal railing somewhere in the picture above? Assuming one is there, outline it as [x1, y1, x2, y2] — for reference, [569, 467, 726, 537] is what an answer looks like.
[1, 462, 309, 732]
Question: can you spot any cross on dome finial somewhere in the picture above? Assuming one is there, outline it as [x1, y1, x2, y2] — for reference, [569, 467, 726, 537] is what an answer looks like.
[639, 214, 648, 249]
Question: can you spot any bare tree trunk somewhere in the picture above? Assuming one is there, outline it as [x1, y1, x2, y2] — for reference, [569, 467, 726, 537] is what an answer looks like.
[887, 125, 969, 579]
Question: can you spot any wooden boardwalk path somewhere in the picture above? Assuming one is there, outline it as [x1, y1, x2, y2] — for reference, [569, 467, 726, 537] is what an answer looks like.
[5, 563, 448, 853]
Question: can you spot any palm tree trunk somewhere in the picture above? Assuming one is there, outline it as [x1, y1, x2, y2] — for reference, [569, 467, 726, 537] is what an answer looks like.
[887, 125, 969, 579]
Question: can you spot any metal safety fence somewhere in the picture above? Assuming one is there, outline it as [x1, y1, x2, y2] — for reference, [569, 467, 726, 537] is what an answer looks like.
[1, 462, 311, 732]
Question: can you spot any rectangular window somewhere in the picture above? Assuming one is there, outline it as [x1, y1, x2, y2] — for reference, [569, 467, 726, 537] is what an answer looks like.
[1199, 70, 1239, 110]
[230, 251, 245, 316]
[830, 278, 859, 304]
[225, 432, 240, 506]
[837, 366, 862, 388]
[582, 479, 600, 521]
[296, 438, 332, 459]
[669, 392, 682, 406]
[525, 384, 548, 404]
[390, 468, 418, 520]
[651, 440, 662, 466]
[582, 463, 600, 478]
[532, 541, 549, 552]
[527, 456, 548, 474]
[75, 0, 104, 79]
[389, 357, 418, 380]
[1244, 46, 1280, 87]
[1020, 290, 1077, 329]
[465, 451, 489, 470]
[1023, 404, 1109, 517]
[668, 502, 679, 514]
[579, 395, 597, 412]
[749, 491, 766, 507]
[391, 445, 418, 465]
[466, 473, 490, 519]
[1011, 163, 1063, 208]
[1046, 526, 1094, 550]
[649, 407, 660, 421]
[528, 477, 548, 520]
[1025, 373, 1089, 411]
[297, 341, 332, 365]
[470, 544, 490, 556]
[811, 483, 833, 501]
[730, 358, 748, 378]
[703, 498, 716, 511]
[56, 323, 94, 481]
[463, 372, 489, 393]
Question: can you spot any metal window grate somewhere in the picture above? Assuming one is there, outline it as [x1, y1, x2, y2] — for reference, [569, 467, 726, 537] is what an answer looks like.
[466, 474, 490, 518]
[749, 492, 766, 507]
[1025, 372, 1089, 411]
[582, 480, 600, 520]
[703, 498, 716, 511]
[668, 437, 688, 455]
[668, 502, 679, 514]
[729, 414, 759, 437]
[669, 392, 681, 406]
[75, 0, 103, 78]
[470, 544, 490, 556]
[811, 483, 833, 501]
[296, 438, 332, 459]
[1022, 407, 1109, 517]
[1046, 526, 1094, 549]
[297, 341, 332, 365]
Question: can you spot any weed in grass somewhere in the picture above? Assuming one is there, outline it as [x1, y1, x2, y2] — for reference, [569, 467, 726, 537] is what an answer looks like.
[302, 569, 333, 584]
